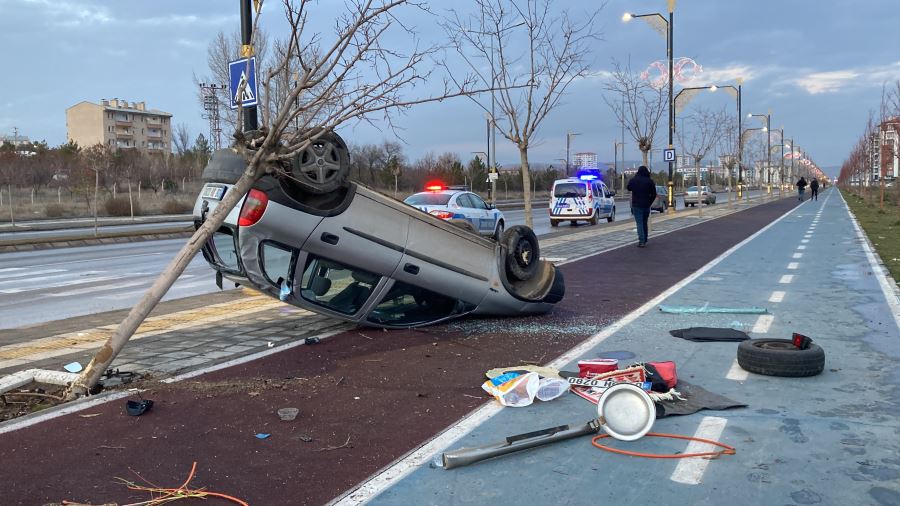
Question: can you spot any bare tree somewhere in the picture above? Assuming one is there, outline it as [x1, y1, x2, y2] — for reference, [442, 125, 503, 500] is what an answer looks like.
[66, 0, 484, 398]
[714, 108, 738, 204]
[604, 59, 667, 167]
[172, 123, 192, 156]
[442, 0, 600, 227]
[677, 107, 723, 216]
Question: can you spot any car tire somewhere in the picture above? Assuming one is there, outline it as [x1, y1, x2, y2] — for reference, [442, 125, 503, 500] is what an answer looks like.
[289, 132, 351, 194]
[607, 207, 615, 223]
[502, 225, 540, 282]
[550, 219, 559, 228]
[202, 148, 247, 184]
[736, 338, 825, 377]
[493, 220, 505, 241]
[589, 212, 598, 226]
[448, 218, 478, 235]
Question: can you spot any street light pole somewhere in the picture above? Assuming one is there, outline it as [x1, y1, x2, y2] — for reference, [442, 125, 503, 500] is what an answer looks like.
[748, 112, 771, 196]
[623, 1, 676, 211]
[239, 0, 258, 132]
[566, 131, 580, 176]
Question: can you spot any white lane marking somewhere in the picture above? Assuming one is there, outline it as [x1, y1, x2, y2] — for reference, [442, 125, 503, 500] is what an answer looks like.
[793, 253, 803, 259]
[0, 271, 103, 287]
[0, 275, 126, 294]
[50, 280, 148, 297]
[797, 245, 807, 250]
[0, 268, 26, 273]
[0, 268, 67, 281]
[840, 193, 900, 332]
[752, 314, 774, 333]
[788, 262, 799, 269]
[779, 275, 794, 284]
[725, 359, 749, 381]
[804, 234, 812, 238]
[769, 291, 785, 302]
[801, 239, 809, 243]
[670, 417, 730, 485]
[332, 196, 808, 506]
[26, 251, 165, 268]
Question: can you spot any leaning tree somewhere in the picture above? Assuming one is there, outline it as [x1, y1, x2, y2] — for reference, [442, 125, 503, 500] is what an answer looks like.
[67, 0, 484, 398]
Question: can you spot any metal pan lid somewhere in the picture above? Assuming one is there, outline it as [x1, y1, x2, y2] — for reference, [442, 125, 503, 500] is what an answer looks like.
[597, 383, 656, 441]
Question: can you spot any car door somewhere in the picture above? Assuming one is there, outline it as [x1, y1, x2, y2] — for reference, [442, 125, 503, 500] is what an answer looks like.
[599, 182, 613, 216]
[468, 193, 494, 233]
[454, 193, 482, 233]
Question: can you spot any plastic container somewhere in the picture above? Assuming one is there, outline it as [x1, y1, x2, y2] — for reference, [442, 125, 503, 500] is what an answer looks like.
[277, 407, 300, 421]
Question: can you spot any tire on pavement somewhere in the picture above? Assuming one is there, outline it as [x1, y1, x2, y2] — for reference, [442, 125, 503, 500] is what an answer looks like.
[502, 225, 540, 282]
[448, 218, 478, 235]
[289, 131, 351, 194]
[736, 338, 825, 377]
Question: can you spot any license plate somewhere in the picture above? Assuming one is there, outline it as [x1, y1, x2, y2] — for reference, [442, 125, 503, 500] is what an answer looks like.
[202, 185, 225, 200]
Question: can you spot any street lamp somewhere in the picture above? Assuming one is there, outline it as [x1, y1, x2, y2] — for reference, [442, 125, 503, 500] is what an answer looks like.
[770, 128, 786, 196]
[614, 141, 626, 192]
[742, 127, 767, 196]
[624, 0, 676, 212]
[566, 131, 580, 176]
[748, 112, 771, 196]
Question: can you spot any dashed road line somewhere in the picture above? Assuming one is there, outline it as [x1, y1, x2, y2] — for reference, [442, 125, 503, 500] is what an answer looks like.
[751, 314, 774, 333]
[797, 245, 806, 250]
[793, 253, 802, 259]
[670, 416, 729, 485]
[788, 262, 799, 269]
[725, 359, 749, 381]
[779, 274, 794, 284]
[769, 291, 785, 302]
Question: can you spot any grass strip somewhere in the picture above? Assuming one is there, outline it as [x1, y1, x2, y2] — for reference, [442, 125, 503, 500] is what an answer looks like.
[841, 189, 900, 283]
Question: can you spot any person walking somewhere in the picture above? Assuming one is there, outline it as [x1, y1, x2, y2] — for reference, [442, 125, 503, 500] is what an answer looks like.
[796, 176, 808, 202]
[810, 178, 819, 201]
[627, 165, 657, 248]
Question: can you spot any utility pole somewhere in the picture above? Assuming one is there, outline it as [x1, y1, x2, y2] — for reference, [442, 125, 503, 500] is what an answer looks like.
[240, 0, 258, 132]
[199, 83, 226, 149]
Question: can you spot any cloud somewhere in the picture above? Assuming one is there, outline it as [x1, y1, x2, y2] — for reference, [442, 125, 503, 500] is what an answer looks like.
[679, 64, 764, 87]
[136, 14, 236, 26]
[21, 0, 112, 26]
[791, 62, 900, 95]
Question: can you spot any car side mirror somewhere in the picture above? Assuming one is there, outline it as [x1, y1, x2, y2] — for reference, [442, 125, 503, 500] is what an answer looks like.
[608, 190, 616, 197]
[487, 203, 495, 209]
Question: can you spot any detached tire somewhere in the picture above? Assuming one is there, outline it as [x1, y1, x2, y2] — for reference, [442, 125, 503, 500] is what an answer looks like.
[502, 225, 540, 282]
[290, 132, 351, 194]
[737, 338, 825, 377]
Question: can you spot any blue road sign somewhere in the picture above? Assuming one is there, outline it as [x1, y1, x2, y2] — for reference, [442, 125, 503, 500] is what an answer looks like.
[229, 57, 258, 109]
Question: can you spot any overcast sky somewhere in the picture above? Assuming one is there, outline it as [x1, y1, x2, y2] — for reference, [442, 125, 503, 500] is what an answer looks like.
[2, 0, 899, 176]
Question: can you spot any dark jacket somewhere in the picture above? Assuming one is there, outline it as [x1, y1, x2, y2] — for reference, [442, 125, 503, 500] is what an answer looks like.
[810, 179, 819, 190]
[627, 166, 658, 208]
[796, 177, 808, 189]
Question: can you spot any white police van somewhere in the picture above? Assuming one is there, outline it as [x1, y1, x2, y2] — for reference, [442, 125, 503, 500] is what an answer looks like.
[549, 173, 615, 227]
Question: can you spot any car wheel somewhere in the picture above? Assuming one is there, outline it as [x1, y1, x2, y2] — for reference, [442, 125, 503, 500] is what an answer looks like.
[607, 207, 615, 223]
[448, 218, 478, 235]
[502, 225, 540, 282]
[493, 220, 505, 241]
[589, 212, 598, 226]
[570, 220, 577, 226]
[289, 131, 351, 194]
[550, 219, 559, 228]
[736, 338, 825, 377]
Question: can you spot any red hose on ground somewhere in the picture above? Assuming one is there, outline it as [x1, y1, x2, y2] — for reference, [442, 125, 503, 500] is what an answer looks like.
[591, 432, 736, 459]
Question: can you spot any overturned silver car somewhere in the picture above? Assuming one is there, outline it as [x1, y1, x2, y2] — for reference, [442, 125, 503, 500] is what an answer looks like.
[194, 133, 564, 329]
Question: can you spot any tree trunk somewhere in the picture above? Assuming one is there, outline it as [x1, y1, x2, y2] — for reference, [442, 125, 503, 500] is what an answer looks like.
[128, 180, 134, 221]
[641, 150, 649, 166]
[519, 146, 533, 229]
[66, 160, 266, 399]
[93, 170, 99, 237]
[7, 184, 13, 226]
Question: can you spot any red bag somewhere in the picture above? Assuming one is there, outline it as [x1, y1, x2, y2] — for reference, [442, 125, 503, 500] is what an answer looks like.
[647, 361, 677, 389]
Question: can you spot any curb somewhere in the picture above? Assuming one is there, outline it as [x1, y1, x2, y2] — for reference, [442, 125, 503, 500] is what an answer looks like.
[0, 228, 194, 253]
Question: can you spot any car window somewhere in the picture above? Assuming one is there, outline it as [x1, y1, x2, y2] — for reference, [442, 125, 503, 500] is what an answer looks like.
[687, 186, 698, 192]
[260, 241, 294, 286]
[592, 183, 600, 198]
[455, 193, 475, 208]
[554, 183, 587, 198]
[367, 280, 472, 326]
[210, 228, 241, 272]
[468, 193, 489, 210]
[299, 256, 380, 315]
[404, 193, 452, 206]
[656, 186, 666, 195]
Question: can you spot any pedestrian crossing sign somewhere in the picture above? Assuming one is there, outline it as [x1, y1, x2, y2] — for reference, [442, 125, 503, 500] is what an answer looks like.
[229, 57, 259, 109]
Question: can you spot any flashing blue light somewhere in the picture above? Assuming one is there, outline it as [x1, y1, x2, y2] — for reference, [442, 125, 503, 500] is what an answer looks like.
[576, 168, 602, 182]
[579, 174, 598, 181]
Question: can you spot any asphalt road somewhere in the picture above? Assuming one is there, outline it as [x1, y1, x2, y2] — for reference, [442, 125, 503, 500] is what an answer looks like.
[0, 239, 218, 329]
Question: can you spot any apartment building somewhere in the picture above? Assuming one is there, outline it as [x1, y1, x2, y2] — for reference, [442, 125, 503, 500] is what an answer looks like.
[66, 98, 172, 154]
[880, 117, 899, 181]
[573, 152, 598, 169]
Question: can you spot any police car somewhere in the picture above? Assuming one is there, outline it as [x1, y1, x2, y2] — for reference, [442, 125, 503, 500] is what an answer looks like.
[549, 171, 616, 227]
[404, 183, 505, 240]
